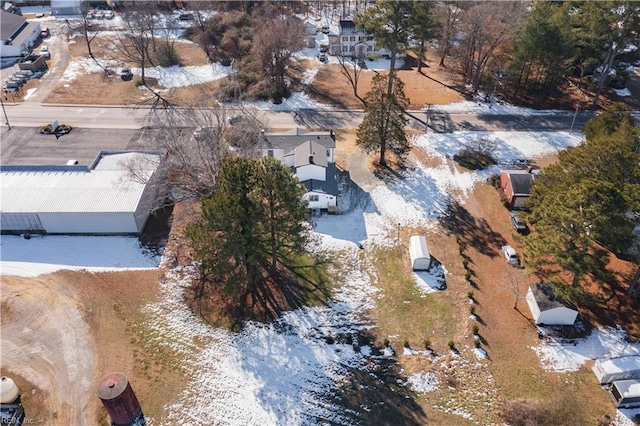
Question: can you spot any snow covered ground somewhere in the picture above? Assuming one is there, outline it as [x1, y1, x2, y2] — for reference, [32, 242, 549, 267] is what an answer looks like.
[3, 10, 640, 425]
[4, 127, 638, 423]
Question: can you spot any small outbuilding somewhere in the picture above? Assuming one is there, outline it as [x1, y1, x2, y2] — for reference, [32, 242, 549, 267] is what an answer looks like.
[409, 235, 431, 271]
[525, 283, 578, 326]
[593, 356, 640, 384]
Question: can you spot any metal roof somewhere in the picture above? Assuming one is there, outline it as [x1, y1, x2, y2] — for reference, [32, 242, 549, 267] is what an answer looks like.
[0, 153, 160, 214]
[0, 11, 26, 42]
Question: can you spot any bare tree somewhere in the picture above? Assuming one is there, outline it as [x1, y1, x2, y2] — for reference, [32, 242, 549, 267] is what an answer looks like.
[250, 3, 307, 100]
[115, 2, 173, 109]
[456, 1, 525, 92]
[434, 1, 462, 67]
[336, 53, 367, 107]
[506, 268, 525, 310]
[125, 105, 265, 205]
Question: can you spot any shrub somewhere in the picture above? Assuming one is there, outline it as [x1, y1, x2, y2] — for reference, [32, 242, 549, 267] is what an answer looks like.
[423, 339, 431, 350]
[383, 338, 390, 347]
[470, 305, 476, 316]
[403, 340, 410, 348]
[467, 290, 474, 300]
[465, 271, 472, 281]
[448, 340, 456, 351]
[155, 42, 182, 67]
[325, 335, 335, 345]
[474, 339, 481, 348]
[462, 259, 469, 269]
[472, 324, 479, 335]
[345, 333, 353, 345]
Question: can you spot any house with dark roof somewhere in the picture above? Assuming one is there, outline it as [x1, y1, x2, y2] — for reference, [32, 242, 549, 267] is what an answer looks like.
[0, 10, 41, 58]
[260, 129, 338, 211]
[500, 168, 539, 209]
[525, 283, 578, 325]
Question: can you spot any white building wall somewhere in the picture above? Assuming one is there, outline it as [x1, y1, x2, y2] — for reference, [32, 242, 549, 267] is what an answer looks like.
[296, 164, 325, 182]
[525, 288, 541, 322]
[304, 192, 336, 209]
[262, 148, 285, 163]
[537, 307, 577, 326]
[38, 212, 139, 234]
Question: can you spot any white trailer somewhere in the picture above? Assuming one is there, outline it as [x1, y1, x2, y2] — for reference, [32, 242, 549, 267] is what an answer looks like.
[409, 235, 431, 270]
[609, 379, 640, 408]
[592, 355, 640, 384]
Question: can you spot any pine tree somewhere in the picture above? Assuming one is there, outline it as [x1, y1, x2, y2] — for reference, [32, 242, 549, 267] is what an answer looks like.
[185, 157, 310, 301]
[356, 72, 410, 167]
[524, 108, 640, 294]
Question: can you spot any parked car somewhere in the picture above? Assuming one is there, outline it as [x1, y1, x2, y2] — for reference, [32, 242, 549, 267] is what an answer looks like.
[95, 10, 104, 19]
[104, 10, 114, 19]
[39, 45, 50, 59]
[318, 53, 327, 63]
[120, 68, 133, 81]
[501, 245, 519, 267]
[319, 44, 328, 53]
[510, 212, 528, 233]
[41, 27, 50, 38]
[178, 13, 194, 21]
[35, 12, 45, 18]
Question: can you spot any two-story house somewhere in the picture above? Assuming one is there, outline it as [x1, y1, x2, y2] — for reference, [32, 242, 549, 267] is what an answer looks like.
[330, 19, 389, 59]
[260, 129, 339, 212]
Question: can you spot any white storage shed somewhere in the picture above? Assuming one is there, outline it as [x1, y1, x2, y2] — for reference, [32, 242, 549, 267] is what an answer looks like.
[409, 235, 431, 270]
[526, 283, 578, 325]
[593, 356, 640, 384]
[0, 152, 161, 235]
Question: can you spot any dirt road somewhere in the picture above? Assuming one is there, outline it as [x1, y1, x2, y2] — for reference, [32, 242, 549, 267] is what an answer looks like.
[0, 274, 95, 425]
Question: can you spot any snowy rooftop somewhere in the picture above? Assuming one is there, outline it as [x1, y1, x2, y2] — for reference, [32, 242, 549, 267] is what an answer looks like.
[0, 152, 160, 213]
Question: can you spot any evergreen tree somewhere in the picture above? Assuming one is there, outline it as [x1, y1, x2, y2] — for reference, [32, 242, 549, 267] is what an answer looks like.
[356, 72, 409, 167]
[354, 0, 413, 94]
[185, 157, 310, 301]
[525, 108, 640, 294]
[407, 0, 440, 74]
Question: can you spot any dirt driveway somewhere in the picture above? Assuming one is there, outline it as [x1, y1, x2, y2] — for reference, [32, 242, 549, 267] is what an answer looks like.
[1, 274, 95, 425]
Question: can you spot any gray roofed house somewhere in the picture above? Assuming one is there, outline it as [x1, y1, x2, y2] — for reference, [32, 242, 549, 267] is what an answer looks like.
[260, 129, 339, 212]
[0, 10, 41, 58]
[289, 140, 328, 168]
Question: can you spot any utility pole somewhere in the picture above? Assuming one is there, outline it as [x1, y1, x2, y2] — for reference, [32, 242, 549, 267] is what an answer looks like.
[0, 96, 11, 130]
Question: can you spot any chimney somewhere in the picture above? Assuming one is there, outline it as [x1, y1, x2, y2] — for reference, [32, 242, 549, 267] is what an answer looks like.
[309, 155, 314, 164]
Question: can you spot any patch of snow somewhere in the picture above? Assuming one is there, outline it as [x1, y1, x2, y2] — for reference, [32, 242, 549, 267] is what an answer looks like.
[530, 326, 640, 373]
[413, 263, 447, 294]
[23, 88, 37, 100]
[302, 67, 319, 85]
[615, 408, 640, 426]
[0, 235, 160, 277]
[383, 346, 395, 357]
[613, 87, 632, 97]
[472, 348, 488, 360]
[132, 63, 231, 88]
[431, 101, 574, 115]
[250, 92, 329, 111]
[407, 371, 439, 393]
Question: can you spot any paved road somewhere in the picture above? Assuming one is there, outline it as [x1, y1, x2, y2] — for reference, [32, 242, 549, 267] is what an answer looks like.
[0, 102, 595, 132]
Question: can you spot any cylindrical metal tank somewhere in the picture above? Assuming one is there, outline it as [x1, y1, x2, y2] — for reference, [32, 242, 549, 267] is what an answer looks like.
[0, 376, 20, 404]
[97, 373, 145, 426]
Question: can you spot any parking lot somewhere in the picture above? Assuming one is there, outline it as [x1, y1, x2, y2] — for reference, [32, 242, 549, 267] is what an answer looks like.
[0, 127, 157, 166]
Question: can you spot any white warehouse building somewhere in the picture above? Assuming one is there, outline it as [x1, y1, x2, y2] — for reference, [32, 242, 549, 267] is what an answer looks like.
[0, 152, 161, 235]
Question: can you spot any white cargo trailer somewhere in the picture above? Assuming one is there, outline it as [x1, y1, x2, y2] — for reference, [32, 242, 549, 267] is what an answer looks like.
[592, 355, 640, 384]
